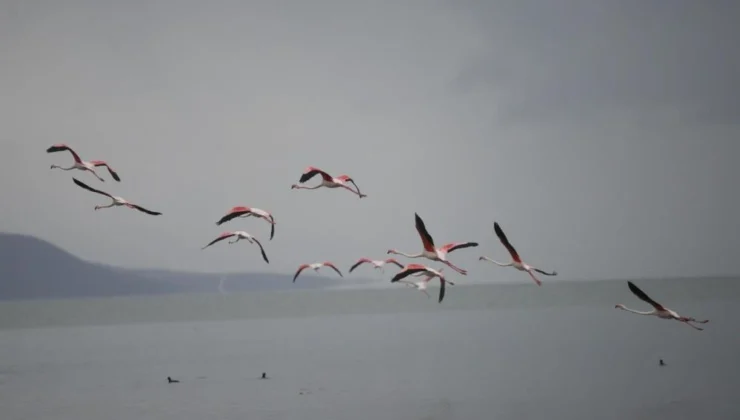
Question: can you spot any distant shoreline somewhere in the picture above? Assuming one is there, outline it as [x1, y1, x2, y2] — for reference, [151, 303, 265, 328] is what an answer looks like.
[1, 276, 738, 331]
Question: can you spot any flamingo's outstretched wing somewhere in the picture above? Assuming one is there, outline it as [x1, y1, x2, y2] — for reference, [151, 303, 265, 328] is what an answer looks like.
[627, 281, 665, 310]
[493, 222, 521, 262]
[414, 213, 436, 251]
[383, 258, 404, 269]
[391, 265, 428, 283]
[90, 160, 121, 181]
[251, 237, 270, 263]
[73, 178, 113, 198]
[293, 265, 309, 283]
[438, 278, 446, 303]
[441, 242, 479, 253]
[202, 232, 235, 249]
[216, 206, 251, 226]
[268, 215, 275, 240]
[299, 166, 333, 183]
[347, 179, 363, 195]
[248, 209, 275, 240]
[127, 203, 162, 216]
[533, 268, 557, 276]
[349, 258, 371, 273]
[337, 175, 364, 196]
[324, 262, 343, 277]
[47, 144, 82, 163]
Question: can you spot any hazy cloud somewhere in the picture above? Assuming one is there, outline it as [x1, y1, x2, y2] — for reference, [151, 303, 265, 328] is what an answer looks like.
[450, 0, 740, 124]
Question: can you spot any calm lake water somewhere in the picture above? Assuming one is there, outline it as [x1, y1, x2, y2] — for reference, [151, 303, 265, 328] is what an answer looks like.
[1, 278, 738, 420]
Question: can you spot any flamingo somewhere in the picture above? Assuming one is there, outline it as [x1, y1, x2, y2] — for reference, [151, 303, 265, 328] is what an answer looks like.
[615, 281, 709, 331]
[215, 206, 276, 240]
[387, 213, 478, 275]
[348, 258, 404, 274]
[479, 222, 557, 286]
[293, 262, 343, 283]
[72, 178, 161, 215]
[391, 264, 453, 303]
[201, 231, 269, 263]
[47, 144, 120, 182]
[290, 166, 367, 198]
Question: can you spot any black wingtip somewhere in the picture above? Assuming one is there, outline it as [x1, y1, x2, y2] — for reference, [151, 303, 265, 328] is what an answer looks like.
[493, 222, 505, 236]
[298, 171, 314, 183]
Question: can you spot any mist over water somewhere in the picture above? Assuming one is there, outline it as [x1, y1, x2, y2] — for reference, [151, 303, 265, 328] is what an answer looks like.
[1, 278, 738, 419]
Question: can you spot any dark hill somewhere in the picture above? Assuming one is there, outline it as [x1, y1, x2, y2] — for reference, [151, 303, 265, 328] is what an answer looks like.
[0, 233, 185, 300]
[0, 233, 351, 300]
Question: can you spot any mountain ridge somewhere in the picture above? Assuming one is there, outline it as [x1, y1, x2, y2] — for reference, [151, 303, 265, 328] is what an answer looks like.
[0, 232, 352, 300]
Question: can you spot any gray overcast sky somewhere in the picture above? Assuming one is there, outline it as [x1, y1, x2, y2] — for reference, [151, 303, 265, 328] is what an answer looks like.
[1, 0, 738, 283]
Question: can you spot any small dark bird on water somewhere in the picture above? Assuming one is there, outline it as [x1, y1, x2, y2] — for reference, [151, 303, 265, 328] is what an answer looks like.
[261, 372, 268, 379]
[168, 376, 180, 383]
[659, 359, 665, 366]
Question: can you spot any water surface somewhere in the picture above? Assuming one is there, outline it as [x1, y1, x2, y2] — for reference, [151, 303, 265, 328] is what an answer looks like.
[1, 278, 738, 419]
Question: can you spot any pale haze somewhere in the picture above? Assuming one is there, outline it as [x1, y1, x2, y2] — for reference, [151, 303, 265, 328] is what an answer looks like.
[1, 0, 738, 283]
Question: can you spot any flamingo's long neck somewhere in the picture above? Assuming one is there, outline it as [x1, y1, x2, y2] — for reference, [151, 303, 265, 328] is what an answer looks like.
[52, 165, 75, 171]
[480, 256, 511, 267]
[392, 251, 423, 258]
[618, 306, 654, 315]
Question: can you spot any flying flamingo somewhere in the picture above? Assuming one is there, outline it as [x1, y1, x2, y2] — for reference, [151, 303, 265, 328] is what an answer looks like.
[479, 222, 557, 286]
[47, 144, 120, 182]
[72, 178, 161, 215]
[293, 262, 343, 283]
[201, 231, 269, 263]
[391, 264, 453, 303]
[348, 258, 404, 274]
[615, 281, 709, 331]
[387, 213, 478, 275]
[215, 206, 276, 240]
[291, 166, 367, 198]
